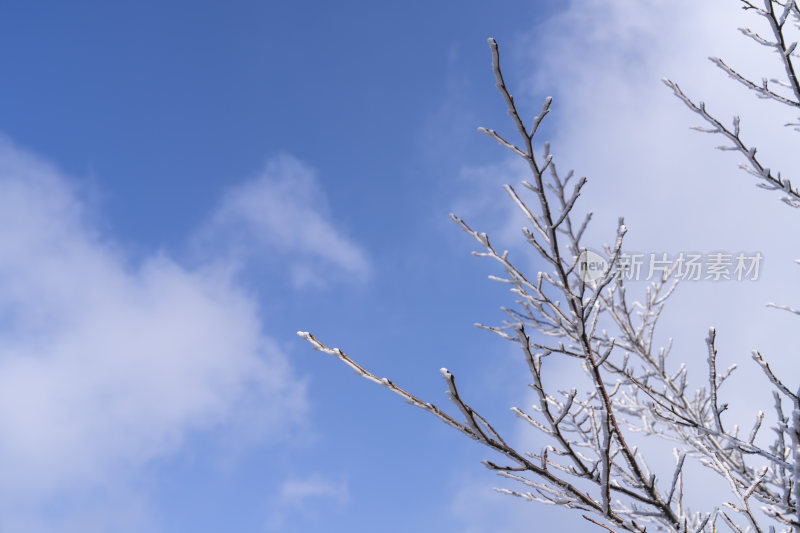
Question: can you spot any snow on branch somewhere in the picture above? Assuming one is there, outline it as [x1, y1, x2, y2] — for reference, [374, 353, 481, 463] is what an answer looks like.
[300, 18, 800, 533]
[664, 0, 800, 208]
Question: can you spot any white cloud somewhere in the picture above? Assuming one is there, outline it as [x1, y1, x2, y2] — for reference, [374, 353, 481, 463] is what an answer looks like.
[278, 475, 350, 508]
[0, 137, 308, 530]
[198, 154, 370, 288]
[522, 0, 799, 378]
[265, 474, 349, 530]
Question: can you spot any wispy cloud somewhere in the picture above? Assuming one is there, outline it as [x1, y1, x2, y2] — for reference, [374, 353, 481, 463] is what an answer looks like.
[0, 137, 308, 531]
[198, 154, 371, 288]
[278, 475, 350, 508]
[265, 474, 349, 530]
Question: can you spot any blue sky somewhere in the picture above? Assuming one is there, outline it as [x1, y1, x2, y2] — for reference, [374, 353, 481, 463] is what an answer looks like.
[0, 1, 799, 532]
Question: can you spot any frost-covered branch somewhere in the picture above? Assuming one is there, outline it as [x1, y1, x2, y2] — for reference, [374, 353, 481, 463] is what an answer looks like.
[300, 17, 800, 532]
[663, 0, 800, 207]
